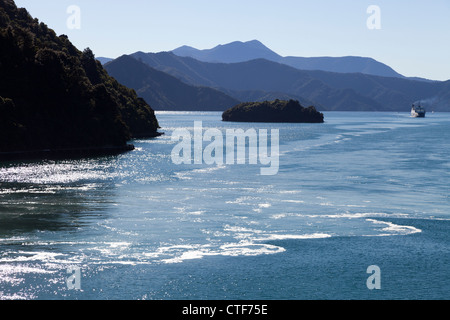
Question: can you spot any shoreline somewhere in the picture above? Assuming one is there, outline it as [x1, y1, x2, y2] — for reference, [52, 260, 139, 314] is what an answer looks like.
[0, 144, 136, 162]
[0, 131, 165, 162]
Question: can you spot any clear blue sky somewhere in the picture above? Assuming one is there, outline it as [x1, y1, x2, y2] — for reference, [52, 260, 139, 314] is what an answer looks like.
[14, 0, 450, 81]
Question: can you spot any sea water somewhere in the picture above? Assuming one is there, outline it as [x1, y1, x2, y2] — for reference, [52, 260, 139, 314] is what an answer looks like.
[0, 111, 449, 300]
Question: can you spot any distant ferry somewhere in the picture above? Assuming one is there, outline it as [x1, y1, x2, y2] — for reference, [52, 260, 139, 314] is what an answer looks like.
[411, 104, 426, 118]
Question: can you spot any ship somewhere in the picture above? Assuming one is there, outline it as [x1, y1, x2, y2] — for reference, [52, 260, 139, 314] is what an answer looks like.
[411, 103, 426, 118]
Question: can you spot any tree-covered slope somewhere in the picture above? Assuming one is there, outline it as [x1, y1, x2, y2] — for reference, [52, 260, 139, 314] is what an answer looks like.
[0, 0, 160, 155]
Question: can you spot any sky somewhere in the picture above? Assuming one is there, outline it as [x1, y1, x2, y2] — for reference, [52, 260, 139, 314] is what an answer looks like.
[13, 0, 450, 81]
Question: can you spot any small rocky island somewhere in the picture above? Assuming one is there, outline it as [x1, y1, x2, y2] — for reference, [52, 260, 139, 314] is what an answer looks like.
[222, 99, 324, 123]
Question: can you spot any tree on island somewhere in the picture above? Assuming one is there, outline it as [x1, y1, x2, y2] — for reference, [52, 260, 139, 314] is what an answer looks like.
[222, 99, 324, 123]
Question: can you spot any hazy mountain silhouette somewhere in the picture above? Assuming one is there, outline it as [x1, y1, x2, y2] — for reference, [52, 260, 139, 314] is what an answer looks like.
[97, 57, 113, 65]
[130, 51, 448, 111]
[172, 40, 408, 79]
[105, 55, 239, 111]
[173, 40, 282, 64]
[282, 55, 404, 79]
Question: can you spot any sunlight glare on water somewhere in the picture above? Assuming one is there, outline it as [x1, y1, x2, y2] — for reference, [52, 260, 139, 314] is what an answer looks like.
[1, 111, 449, 299]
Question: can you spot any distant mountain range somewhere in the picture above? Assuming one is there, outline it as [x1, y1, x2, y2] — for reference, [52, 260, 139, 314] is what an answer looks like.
[129, 51, 450, 111]
[101, 40, 408, 79]
[100, 40, 450, 112]
[104, 56, 239, 111]
[172, 40, 433, 81]
[173, 40, 281, 64]
[96, 57, 113, 65]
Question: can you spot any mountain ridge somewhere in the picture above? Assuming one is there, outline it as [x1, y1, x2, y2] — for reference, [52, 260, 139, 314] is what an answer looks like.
[173, 40, 282, 64]
[128, 51, 448, 112]
[172, 40, 408, 79]
[105, 55, 239, 111]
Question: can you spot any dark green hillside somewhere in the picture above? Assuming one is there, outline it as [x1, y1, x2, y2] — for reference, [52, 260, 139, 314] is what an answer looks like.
[0, 0, 160, 156]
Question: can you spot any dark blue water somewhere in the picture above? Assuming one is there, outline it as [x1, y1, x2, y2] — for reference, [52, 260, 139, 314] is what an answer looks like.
[0, 112, 449, 300]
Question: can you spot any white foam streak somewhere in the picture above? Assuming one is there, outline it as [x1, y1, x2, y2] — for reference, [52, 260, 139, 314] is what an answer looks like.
[161, 242, 285, 264]
[0, 251, 65, 263]
[254, 233, 332, 241]
[366, 219, 422, 236]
